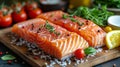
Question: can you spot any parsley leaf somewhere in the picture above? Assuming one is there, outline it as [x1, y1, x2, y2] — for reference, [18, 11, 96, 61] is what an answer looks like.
[68, 6, 114, 26]
[1, 54, 16, 61]
[70, 17, 77, 22]
[45, 21, 60, 35]
[84, 47, 96, 55]
[62, 14, 68, 19]
[45, 21, 54, 33]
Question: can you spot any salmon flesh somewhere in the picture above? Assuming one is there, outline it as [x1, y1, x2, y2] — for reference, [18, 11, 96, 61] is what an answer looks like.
[12, 18, 89, 59]
[38, 11, 106, 47]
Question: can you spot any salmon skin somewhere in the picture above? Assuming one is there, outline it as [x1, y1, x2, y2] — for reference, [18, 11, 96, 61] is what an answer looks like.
[12, 18, 89, 59]
[38, 11, 106, 47]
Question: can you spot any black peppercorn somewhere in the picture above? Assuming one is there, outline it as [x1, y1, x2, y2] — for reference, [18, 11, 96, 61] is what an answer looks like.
[78, 27, 81, 30]
[31, 24, 34, 30]
[67, 34, 70, 36]
[22, 26, 24, 28]
[97, 30, 100, 32]
[37, 28, 41, 33]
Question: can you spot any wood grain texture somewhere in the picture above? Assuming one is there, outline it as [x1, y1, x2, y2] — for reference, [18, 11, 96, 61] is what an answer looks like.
[0, 28, 120, 67]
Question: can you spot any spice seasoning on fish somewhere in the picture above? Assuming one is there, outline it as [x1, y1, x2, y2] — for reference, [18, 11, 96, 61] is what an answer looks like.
[62, 14, 84, 26]
[70, 17, 78, 22]
[97, 30, 100, 32]
[31, 24, 34, 30]
[66, 34, 70, 36]
[22, 26, 24, 29]
[62, 14, 68, 19]
[45, 21, 60, 35]
[37, 25, 44, 33]
[78, 23, 84, 26]
[45, 21, 55, 33]
[86, 20, 89, 22]
[37, 28, 41, 33]
[85, 20, 89, 25]
[54, 32, 60, 36]
[50, 13, 54, 17]
[78, 27, 81, 30]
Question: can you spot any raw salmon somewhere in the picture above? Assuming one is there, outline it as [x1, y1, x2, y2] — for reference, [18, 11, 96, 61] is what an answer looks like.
[12, 18, 89, 59]
[38, 11, 106, 47]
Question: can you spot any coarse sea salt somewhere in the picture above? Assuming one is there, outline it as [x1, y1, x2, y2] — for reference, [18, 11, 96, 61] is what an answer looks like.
[105, 50, 108, 53]
[9, 33, 103, 67]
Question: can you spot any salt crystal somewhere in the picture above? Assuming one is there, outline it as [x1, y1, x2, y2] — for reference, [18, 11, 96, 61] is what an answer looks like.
[105, 50, 108, 53]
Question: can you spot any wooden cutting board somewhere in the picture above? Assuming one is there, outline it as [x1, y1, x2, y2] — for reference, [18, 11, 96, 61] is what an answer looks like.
[0, 28, 120, 67]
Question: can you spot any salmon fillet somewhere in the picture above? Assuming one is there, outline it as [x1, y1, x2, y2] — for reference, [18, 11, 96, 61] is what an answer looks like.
[38, 11, 106, 47]
[12, 18, 89, 59]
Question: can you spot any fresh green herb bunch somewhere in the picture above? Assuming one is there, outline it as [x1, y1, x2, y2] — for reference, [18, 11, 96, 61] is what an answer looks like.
[68, 6, 114, 26]
[94, 0, 120, 9]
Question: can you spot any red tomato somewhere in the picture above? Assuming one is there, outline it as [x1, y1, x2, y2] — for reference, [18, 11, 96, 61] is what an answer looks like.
[0, 11, 2, 16]
[74, 48, 85, 59]
[0, 14, 12, 27]
[24, 2, 38, 11]
[28, 8, 42, 19]
[12, 9, 27, 23]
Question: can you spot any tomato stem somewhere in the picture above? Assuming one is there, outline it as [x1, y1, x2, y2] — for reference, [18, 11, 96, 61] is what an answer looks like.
[15, 7, 21, 13]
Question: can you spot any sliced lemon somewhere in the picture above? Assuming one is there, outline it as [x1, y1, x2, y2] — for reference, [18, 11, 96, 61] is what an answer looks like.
[106, 30, 120, 49]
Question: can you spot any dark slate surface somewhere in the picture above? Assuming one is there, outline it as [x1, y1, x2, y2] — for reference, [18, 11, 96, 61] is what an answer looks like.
[0, 42, 32, 67]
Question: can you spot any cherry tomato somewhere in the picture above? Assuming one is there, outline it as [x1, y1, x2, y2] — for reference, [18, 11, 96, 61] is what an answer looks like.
[74, 48, 85, 59]
[12, 9, 27, 23]
[24, 2, 38, 11]
[0, 14, 12, 27]
[0, 11, 2, 16]
[28, 8, 42, 19]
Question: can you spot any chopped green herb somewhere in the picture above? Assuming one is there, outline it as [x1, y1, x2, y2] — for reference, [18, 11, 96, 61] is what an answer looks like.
[45, 21, 55, 33]
[63, 14, 84, 26]
[70, 18, 77, 22]
[1, 54, 16, 61]
[62, 14, 68, 19]
[45, 21, 60, 35]
[78, 23, 84, 26]
[54, 32, 60, 35]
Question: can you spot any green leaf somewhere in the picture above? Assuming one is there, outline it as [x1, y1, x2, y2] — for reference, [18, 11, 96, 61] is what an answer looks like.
[1, 55, 16, 60]
[84, 47, 96, 55]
